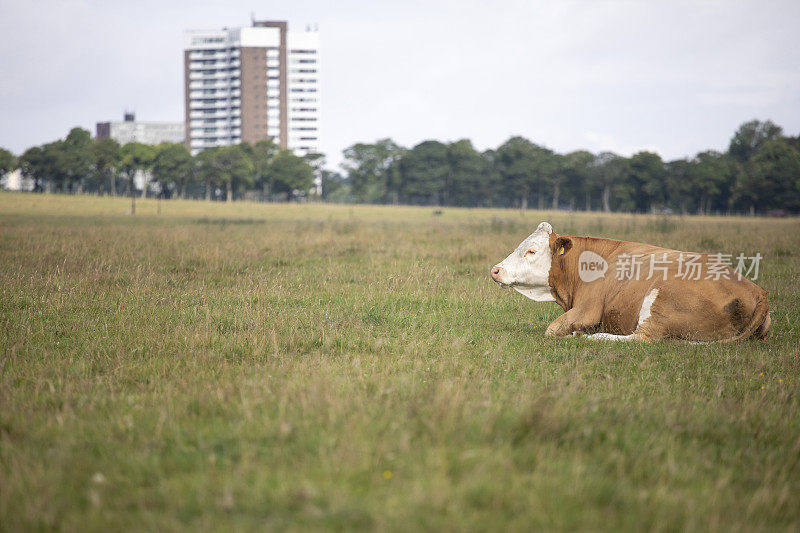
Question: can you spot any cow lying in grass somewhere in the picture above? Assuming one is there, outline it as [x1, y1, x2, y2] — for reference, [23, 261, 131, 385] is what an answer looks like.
[490, 222, 770, 342]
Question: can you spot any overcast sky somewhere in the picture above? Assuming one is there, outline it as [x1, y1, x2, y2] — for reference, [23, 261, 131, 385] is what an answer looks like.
[1, 0, 798, 171]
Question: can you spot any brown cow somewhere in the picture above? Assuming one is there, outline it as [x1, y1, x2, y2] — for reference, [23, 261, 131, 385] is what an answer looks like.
[490, 222, 770, 342]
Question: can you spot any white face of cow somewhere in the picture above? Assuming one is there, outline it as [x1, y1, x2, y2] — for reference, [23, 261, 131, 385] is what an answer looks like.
[490, 221, 556, 302]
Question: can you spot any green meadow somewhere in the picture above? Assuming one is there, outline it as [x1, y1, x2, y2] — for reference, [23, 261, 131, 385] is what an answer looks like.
[1, 192, 799, 531]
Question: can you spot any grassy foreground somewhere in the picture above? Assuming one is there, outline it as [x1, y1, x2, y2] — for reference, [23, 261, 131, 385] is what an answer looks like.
[1, 192, 799, 531]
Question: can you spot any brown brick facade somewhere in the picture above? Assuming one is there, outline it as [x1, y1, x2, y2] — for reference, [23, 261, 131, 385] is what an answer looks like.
[253, 20, 288, 149]
[240, 46, 269, 144]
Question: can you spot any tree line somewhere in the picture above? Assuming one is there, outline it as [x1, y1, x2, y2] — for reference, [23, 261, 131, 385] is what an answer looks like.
[331, 120, 800, 214]
[2, 119, 798, 214]
[0, 127, 317, 202]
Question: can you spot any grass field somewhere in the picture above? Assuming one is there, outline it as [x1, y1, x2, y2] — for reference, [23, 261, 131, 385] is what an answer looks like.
[1, 192, 799, 531]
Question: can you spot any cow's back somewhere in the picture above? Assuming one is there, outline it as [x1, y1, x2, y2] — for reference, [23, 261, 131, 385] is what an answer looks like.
[557, 237, 770, 341]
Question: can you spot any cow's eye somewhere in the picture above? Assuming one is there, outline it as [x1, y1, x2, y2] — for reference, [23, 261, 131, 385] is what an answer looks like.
[525, 249, 536, 256]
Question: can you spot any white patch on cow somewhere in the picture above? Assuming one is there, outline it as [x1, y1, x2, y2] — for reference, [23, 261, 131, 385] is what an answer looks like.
[492, 221, 556, 302]
[513, 285, 556, 301]
[585, 289, 659, 341]
[585, 332, 637, 341]
[637, 288, 659, 327]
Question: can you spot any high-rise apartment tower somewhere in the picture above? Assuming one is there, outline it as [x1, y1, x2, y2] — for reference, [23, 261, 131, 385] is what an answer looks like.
[183, 20, 319, 156]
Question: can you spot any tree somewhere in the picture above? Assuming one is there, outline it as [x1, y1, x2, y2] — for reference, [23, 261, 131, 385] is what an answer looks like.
[730, 161, 761, 215]
[40, 142, 69, 192]
[214, 145, 253, 202]
[61, 127, 93, 193]
[0, 148, 16, 177]
[745, 138, 800, 212]
[195, 147, 219, 201]
[244, 139, 278, 200]
[627, 151, 666, 212]
[320, 170, 350, 202]
[152, 143, 192, 199]
[342, 139, 404, 203]
[303, 151, 326, 198]
[495, 136, 554, 209]
[119, 142, 156, 197]
[397, 140, 449, 205]
[19, 146, 48, 192]
[553, 150, 594, 210]
[20, 140, 69, 193]
[687, 151, 729, 214]
[446, 139, 492, 207]
[268, 150, 314, 199]
[726, 121, 796, 214]
[664, 159, 693, 214]
[480, 149, 505, 207]
[90, 138, 120, 195]
[592, 152, 628, 212]
[18, 130, 106, 194]
[728, 120, 783, 163]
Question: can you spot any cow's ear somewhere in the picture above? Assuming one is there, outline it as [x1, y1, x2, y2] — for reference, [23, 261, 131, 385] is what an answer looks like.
[552, 236, 572, 257]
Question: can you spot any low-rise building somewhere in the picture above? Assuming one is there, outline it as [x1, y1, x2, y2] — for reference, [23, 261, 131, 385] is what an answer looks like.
[96, 112, 184, 145]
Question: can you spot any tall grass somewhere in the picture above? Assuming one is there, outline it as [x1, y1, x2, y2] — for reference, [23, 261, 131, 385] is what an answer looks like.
[1, 192, 799, 530]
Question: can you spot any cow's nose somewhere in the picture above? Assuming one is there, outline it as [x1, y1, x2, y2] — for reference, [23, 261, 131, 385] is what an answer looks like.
[490, 266, 504, 281]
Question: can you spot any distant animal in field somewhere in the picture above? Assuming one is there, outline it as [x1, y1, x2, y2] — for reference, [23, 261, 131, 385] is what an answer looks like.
[490, 222, 770, 342]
